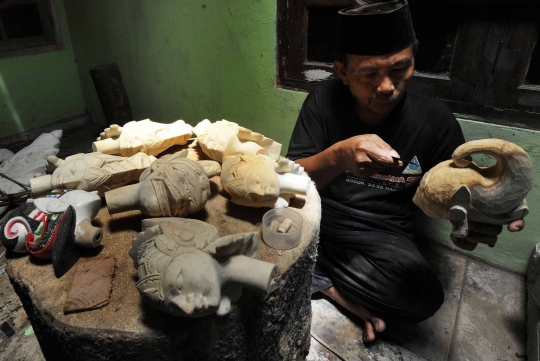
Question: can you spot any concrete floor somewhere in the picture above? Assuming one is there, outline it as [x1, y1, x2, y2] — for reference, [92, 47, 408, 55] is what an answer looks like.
[306, 241, 527, 361]
[0, 122, 528, 360]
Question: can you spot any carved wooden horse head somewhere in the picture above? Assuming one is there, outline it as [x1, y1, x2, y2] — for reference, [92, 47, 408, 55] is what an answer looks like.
[413, 139, 533, 238]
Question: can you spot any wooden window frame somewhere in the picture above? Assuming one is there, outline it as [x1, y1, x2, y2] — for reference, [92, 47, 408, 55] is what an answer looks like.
[277, 0, 540, 130]
[0, 0, 63, 59]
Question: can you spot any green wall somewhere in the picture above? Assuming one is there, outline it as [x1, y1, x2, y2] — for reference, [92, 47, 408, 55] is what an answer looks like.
[63, 0, 306, 142]
[64, 0, 538, 274]
[0, 0, 85, 138]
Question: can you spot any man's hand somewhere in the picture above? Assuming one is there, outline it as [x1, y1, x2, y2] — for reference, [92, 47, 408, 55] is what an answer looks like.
[295, 134, 402, 189]
[334, 134, 403, 177]
[450, 219, 525, 251]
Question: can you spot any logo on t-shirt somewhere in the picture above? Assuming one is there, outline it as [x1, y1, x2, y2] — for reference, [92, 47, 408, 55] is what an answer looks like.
[402, 156, 422, 175]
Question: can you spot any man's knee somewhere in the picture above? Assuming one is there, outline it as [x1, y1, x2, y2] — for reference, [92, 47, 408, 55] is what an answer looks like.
[317, 241, 445, 322]
[367, 256, 444, 322]
[407, 283, 444, 322]
[398, 263, 444, 322]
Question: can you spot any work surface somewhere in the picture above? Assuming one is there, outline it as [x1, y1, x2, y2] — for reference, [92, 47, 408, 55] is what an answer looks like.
[5, 176, 321, 360]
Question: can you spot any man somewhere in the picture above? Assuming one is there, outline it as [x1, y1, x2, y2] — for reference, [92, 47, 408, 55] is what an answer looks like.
[286, 0, 525, 342]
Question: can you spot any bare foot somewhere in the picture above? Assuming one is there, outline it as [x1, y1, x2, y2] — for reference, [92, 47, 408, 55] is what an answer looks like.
[321, 286, 386, 342]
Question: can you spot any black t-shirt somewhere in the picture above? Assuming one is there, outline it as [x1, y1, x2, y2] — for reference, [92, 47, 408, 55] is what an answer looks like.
[287, 79, 465, 239]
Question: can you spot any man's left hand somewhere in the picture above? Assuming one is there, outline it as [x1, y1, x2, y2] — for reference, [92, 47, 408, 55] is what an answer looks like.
[450, 219, 525, 251]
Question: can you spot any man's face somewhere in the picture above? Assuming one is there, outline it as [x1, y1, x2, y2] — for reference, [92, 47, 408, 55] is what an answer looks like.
[335, 45, 415, 118]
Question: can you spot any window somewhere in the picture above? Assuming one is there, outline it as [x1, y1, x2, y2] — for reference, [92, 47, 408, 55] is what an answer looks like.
[0, 0, 63, 58]
[277, 0, 540, 129]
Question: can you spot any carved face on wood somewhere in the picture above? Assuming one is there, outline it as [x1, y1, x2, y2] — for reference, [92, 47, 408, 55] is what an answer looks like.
[31, 152, 155, 197]
[48, 153, 122, 191]
[129, 218, 274, 318]
[161, 251, 223, 316]
[196, 120, 281, 162]
[137, 154, 211, 217]
[221, 154, 280, 204]
[200, 124, 241, 161]
[243, 161, 280, 202]
[94, 119, 193, 157]
[50, 159, 104, 191]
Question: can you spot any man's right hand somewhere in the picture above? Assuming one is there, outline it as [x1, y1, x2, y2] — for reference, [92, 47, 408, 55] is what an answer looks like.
[334, 134, 403, 177]
[295, 134, 402, 190]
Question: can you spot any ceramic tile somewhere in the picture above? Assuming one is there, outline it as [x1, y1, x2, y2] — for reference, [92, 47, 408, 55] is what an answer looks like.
[448, 260, 526, 361]
[0, 326, 45, 361]
[306, 335, 341, 361]
[0, 263, 23, 326]
[311, 298, 430, 361]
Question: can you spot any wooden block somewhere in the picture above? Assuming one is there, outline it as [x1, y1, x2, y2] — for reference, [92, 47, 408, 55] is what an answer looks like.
[270, 220, 279, 232]
[277, 218, 293, 233]
[63, 256, 115, 314]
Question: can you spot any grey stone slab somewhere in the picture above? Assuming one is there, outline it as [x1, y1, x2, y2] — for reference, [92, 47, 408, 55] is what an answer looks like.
[383, 244, 467, 361]
[0, 324, 45, 361]
[0, 260, 44, 361]
[311, 298, 430, 361]
[527, 243, 540, 307]
[448, 260, 526, 361]
[527, 294, 540, 361]
[0, 245, 5, 266]
[305, 336, 340, 361]
[0, 263, 23, 326]
[527, 243, 540, 360]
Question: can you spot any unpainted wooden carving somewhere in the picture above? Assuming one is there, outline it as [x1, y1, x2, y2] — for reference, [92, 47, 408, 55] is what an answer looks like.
[413, 139, 533, 238]
[129, 218, 277, 317]
[105, 151, 220, 217]
[93, 119, 193, 157]
[34, 190, 103, 248]
[0, 130, 62, 214]
[221, 154, 311, 208]
[194, 119, 282, 162]
[30, 152, 156, 197]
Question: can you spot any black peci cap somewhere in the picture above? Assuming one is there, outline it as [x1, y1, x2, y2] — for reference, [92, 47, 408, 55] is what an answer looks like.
[338, 0, 416, 55]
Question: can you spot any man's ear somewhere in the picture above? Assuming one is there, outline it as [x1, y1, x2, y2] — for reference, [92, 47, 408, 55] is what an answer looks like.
[334, 61, 348, 85]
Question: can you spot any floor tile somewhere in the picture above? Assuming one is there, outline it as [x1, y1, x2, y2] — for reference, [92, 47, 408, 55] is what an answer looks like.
[0, 263, 23, 326]
[311, 298, 430, 361]
[306, 335, 341, 361]
[448, 260, 526, 361]
[0, 325, 45, 361]
[0, 262, 44, 361]
[383, 244, 468, 361]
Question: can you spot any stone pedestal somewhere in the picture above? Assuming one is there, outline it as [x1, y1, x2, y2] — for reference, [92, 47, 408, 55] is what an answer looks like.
[6, 177, 321, 361]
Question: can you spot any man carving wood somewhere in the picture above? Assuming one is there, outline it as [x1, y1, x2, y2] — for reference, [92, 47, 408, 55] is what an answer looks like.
[286, 0, 525, 343]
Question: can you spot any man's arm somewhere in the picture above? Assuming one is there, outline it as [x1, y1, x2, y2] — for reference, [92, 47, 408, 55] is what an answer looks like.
[296, 134, 402, 190]
[287, 83, 401, 189]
